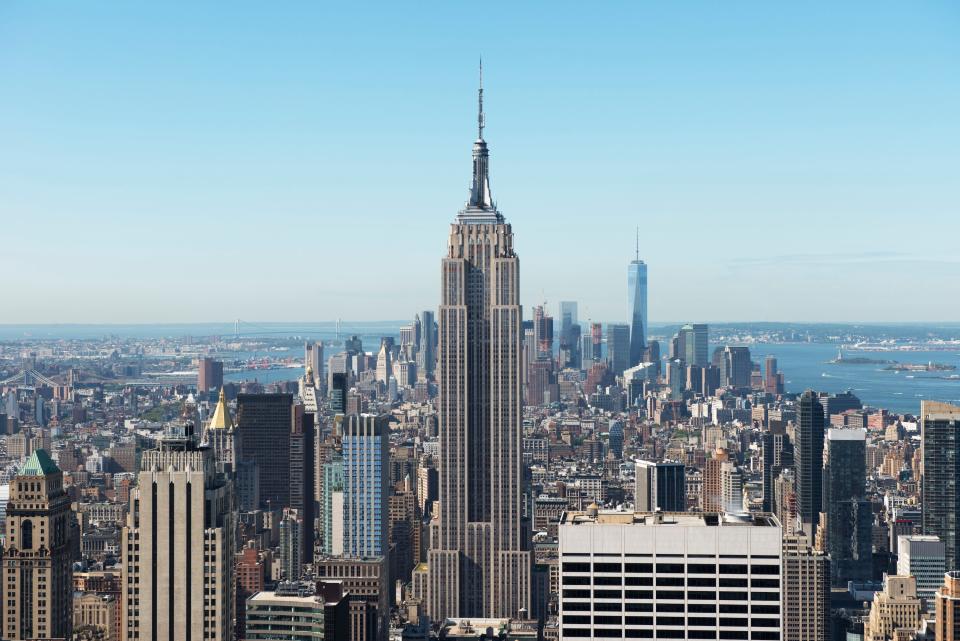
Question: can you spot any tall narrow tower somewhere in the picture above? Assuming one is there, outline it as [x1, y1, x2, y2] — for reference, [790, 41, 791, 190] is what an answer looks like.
[2, 450, 74, 640]
[122, 425, 236, 641]
[428, 65, 531, 620]
[628, 229, 648, 367]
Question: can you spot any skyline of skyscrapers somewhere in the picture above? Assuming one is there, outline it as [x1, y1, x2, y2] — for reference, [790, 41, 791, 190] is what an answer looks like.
[0, 59, 953, 641]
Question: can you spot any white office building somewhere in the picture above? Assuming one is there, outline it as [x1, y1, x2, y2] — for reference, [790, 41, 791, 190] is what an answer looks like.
[558, 510, 782, 640]
[897, 535, 946, 603]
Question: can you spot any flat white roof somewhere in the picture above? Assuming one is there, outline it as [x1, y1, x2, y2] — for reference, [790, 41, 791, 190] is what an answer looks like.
[560, 511, 779, 528]
[827, 428, 866, 441]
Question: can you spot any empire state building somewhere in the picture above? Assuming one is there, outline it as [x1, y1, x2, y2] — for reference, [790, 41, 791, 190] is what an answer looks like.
[427, 70, 531, 620]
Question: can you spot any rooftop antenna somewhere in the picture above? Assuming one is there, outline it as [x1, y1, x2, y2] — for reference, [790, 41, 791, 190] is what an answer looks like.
[478, 56, 485, 140]
[635, 226, 640, 262]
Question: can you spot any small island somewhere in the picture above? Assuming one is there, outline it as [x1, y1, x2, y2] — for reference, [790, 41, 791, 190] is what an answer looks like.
[829, 349, 955, 371]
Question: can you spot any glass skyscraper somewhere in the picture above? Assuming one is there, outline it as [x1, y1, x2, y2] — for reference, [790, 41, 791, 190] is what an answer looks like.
[343, 413, 389, 558]
[796, 390, 825, 538]
[921, 401, 960, 570]
[628, 257, 648, 367]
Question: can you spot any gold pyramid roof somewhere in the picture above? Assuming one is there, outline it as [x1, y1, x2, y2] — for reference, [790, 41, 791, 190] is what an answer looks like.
[208, 387, 234, 430]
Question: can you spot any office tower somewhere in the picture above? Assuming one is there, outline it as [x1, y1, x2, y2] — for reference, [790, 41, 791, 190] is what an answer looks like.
[534, 305, 554, 356]
[198, 356, 224, 394]
[764, 356, 784, 395]
[290, 405, 315, 562]
[1, 450, 74, 640]
[235, 545, 264, 638]
[418, 310, 437, 378]
[316, 557, 388, 641]
[400, 323, 417, 361]
[685, 363, 704, 394]
[824, 428, 872, 585]
[559, 301, 578, 332]
[522, 324, 536, 394]
[305, 341, 324, 389]
[122, 426, 235, 641]
[676, 323, 709, 366]
[330, 372, 348, 414]
[702, 448, 730, 512]
[205, 386, 237, 469]
[237, 393, 293, 508]
[389, 487, 420, 585]
[796, 390, 826, 539]
[559, 301, 581, 369]
[864, 576, 922, 641]
[245, 581, 348, 641]
[427, 74, 531, 622]
[279, 509, 303, 580]
[322, 456, 345, 555]
[822, 391, 863, 423]
[609, 419, 624, 459]
[782, 534, 830, 641]
[922, 401, 960, 570]
[720, 460, 744, 513]
[327, 352, 350, 393]
[558, 302, 581, 369]
[205, 387, 259, 511]
[721, 346, 752, 388]
[935, 571, 960, 641]
[374, 338, 392, 385]
[591, 322, 603, 363]
[581, 333, 594, 364]
[761, 430, 780, 512]
[627, 244, 648, 367]
[898, 535, 947, 602]
[343, 413, 389, 558]
[299, 364, 321, 413]
[776, 471, 800, 538]
[558, 510, 782, 641]
[666, 358, 684, 399]
[634, 460, 685, 512]
[526, 358, 557, 406]
[606, 323, 631, 376]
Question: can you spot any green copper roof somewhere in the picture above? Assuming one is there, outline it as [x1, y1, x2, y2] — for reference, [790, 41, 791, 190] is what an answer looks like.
[19, 449, 60, 476]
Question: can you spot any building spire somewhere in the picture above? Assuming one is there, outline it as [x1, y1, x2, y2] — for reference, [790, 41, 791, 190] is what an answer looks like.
[463, 57, 498, 217]
[636, 226, 639, 261]
[478, 57, 485, 141]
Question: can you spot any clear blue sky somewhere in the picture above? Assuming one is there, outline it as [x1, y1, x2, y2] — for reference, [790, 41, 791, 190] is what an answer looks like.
[2, 1, 958, 324]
